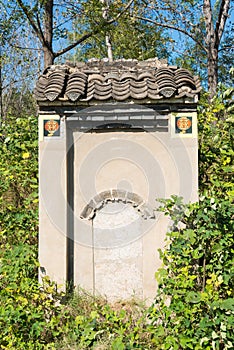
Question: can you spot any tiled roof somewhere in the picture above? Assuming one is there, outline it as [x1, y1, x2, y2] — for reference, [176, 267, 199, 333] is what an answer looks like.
[35, 58, 201, 103]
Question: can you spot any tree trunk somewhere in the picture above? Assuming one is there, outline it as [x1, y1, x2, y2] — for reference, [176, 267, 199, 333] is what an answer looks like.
[43, 0, 54, 67]
[203, 0, 230, 99]
[207, 46, 218, 99]
[101, 0, 113, 61]
[43, 46, 54, 68]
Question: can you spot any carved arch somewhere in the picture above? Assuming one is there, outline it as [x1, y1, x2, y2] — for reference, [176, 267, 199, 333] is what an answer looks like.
[80, 189, 155, 220]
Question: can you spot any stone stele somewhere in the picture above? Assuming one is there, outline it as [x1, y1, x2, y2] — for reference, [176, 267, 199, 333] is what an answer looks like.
[36, 58, 200, 303]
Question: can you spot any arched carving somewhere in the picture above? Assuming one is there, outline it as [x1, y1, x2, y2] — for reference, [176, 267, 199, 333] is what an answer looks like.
[80, 189, 155, 220]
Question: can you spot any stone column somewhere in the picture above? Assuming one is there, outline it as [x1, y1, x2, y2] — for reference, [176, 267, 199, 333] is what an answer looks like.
[38, 114, 67, 286]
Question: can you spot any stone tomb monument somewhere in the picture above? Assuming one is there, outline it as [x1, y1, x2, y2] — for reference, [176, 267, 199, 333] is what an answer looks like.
[35, 58, 200, 302]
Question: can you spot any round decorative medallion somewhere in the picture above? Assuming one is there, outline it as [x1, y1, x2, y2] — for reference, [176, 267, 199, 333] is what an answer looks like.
[44, 119, 59, 136]
[176, 116, 192, 133]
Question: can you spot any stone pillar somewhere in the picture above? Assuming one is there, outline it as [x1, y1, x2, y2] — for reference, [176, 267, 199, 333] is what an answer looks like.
[38, 114, 67, 286]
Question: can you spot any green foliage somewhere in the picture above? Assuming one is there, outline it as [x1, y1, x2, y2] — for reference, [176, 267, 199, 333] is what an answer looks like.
[147, 90, 234, 349]
[0, 245, 69, 349]
[69, 0, 169, 61]
[0, 88, 233, 349]
[0, 0, 40, 119]
[3, 89, 37, 120]
[0, 115, 38, 247]
[0, 113, 153, 349]
[175, 23, 234, 89]
[56, 291, 152, 349]
[198, 89, 234, 199]
[149, 195, 234, 349]
[0, 116, 68, 349]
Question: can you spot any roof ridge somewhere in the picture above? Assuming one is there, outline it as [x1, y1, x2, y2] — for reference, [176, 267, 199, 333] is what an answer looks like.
[35, 59, 201, 103]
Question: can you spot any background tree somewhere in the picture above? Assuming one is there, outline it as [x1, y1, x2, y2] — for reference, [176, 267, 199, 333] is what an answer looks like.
[14, 0, 135, 68]
[69, 0, 169, 61]
[0, 0, 135, 118]
[174, 20, 234, 88]
[135, 0, 233, 97]
[1, 0, 232, 111]
[0, 0, 40, 120]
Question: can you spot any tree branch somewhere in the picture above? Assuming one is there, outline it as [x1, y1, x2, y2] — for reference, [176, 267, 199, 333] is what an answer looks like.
[7, 43, 43, 51]
[108, 0, 134, 23]
[16, 0, 52, 52]
[134, 15, 208, 53]
[145, 3, 202, 31]
[36, 13, 46, 46]
[54, 31, 95, 57]
[202, 255, 206, 292]
[203, 0, 214, 48]
[55, 0, 134, 58]
[16, 0, 43, 43]
[215, 0, 230, 48]
[218, 45, 234, 52]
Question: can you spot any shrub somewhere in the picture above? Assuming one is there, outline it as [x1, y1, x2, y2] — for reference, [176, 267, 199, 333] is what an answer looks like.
[0, 87, 233, 348]
[56, 291, 152, 349]
[148, 195, 234, 350]
[0, 116, 38, 248]
[198, 91, 233, 199]
[0, 244, 68, 349]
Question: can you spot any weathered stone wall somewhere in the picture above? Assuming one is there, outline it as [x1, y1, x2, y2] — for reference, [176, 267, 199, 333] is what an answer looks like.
[37, 59, 199, 302]
[39, 115, 198, 302]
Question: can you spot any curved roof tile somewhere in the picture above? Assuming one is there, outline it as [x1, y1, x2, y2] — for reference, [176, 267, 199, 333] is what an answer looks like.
[34, 58, 201, 103]
[44, 71, 66, 101]
[120, 72, 138, 81]
[88, 74, 105, 82]
[112, 91, 131, 101]
[160, 87, 176, 98]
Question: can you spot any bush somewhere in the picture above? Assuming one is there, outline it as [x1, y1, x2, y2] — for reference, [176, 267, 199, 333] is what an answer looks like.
[147, 90, 234, 349]
[198, 92, 233, 199]
[149, 196, 234, 349]
[0, 88, 233, 349]
[55, 291, 152, 349]
[0, 244, 69, 349]
[0, 116, 38, 248]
